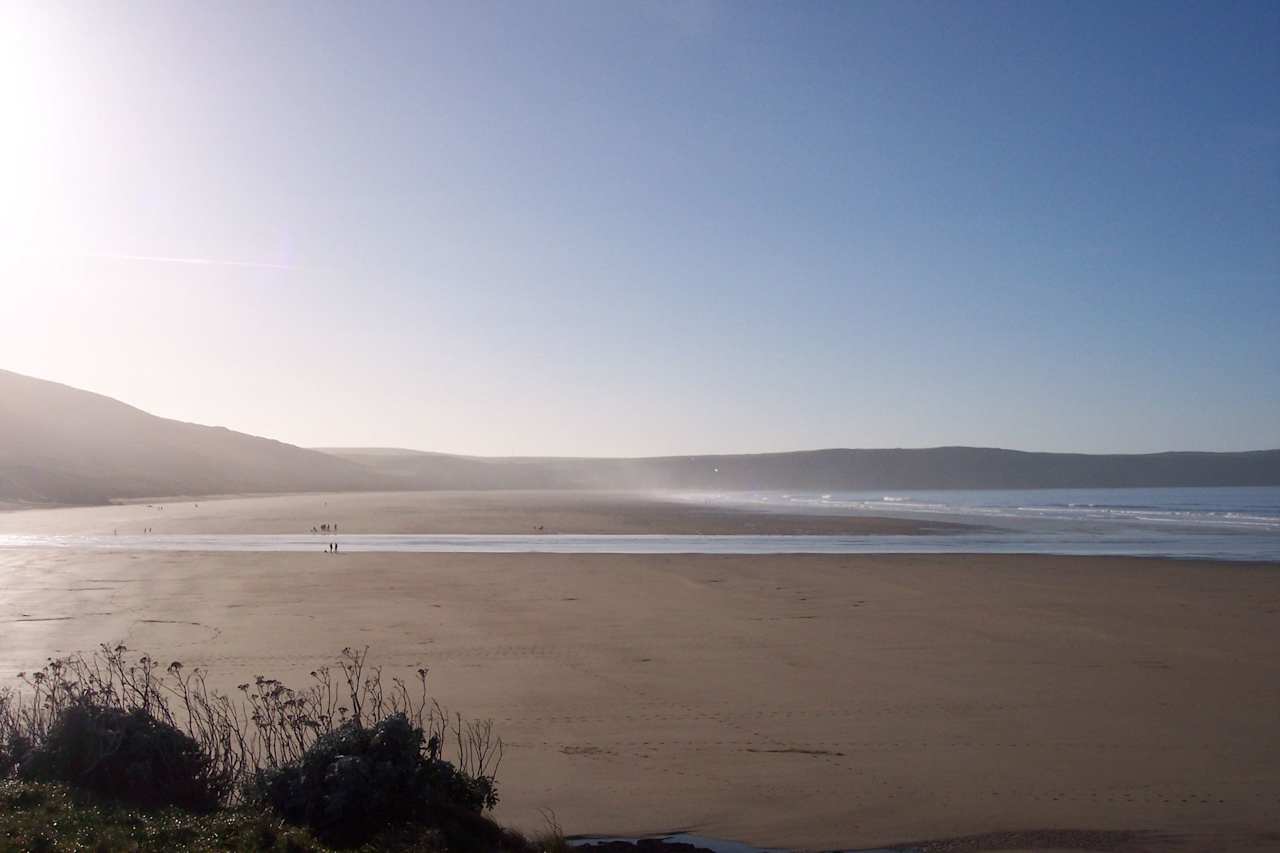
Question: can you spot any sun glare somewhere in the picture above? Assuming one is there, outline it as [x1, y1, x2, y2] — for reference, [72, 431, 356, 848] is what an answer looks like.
[0, 4, 82, 253]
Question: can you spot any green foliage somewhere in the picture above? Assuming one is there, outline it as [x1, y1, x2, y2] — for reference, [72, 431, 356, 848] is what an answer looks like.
[1, 646, 509, 850]
[0, 780, 533, 852]
[0, 647, 246, 801]
[0, 729, 32, 779]
[18, 700, 223, 811]
[0, 780, 325, 852]
[256, 713, 496, 847]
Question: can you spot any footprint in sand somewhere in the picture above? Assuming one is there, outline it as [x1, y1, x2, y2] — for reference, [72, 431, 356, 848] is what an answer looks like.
[127, 618, 221, 648]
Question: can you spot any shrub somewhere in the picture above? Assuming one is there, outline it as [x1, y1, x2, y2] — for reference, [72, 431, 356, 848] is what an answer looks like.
[257, 712, 497, 846]
[424, 750, 499, 815]
[0, 730, 32, 779]
[258, 714, 425, 843]
[0, 645, 502, 831]
[0, 648, 248, 801]
[0, 780, 334, 852]
[19, 700, 222, 810]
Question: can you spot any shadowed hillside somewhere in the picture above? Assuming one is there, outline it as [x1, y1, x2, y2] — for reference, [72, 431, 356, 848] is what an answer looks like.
[322, 445, 1280, 491]
[3, 369, 1277, 507]
[0, 370, 387, 505]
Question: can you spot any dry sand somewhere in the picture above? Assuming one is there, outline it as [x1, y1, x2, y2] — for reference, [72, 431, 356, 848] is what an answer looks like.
[1, 493, 1278, 852]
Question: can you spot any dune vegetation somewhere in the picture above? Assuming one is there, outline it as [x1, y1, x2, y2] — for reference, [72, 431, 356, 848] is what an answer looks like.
[0, 646, 562, 852]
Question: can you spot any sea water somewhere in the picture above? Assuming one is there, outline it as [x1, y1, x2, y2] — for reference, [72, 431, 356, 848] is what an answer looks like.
[0, 530, 1275, 561]
[672, 486, 1280, 532]
[0, 488, 1275, 561]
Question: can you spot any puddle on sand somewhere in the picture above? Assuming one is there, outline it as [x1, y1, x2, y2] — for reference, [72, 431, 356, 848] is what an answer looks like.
[568, 833, 912, 853]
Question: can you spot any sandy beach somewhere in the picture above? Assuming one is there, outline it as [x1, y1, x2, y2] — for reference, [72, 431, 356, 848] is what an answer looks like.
[0, 490, 970, 536]
[1, 493, 1278, 852]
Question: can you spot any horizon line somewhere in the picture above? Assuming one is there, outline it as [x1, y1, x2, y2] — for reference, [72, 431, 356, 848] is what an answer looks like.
[308, 444, 1280, 461]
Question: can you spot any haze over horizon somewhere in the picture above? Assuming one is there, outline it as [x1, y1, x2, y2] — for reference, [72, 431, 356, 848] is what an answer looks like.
[7, 366, 1280, 460]
[3, 1, 1277, 457]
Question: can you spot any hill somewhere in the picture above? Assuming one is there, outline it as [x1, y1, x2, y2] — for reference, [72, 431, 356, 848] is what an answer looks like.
[0, 370, 386, 505]
[3, 369, 1277, 506]
[322, 445, 1280, 491]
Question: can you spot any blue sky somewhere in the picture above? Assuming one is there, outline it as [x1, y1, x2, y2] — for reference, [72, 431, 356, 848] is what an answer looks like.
[1, 1, 1277, 455]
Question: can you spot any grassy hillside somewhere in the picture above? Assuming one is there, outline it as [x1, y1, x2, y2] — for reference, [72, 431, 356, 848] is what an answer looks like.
[0, 370, 387, 505]
[321, 445, 1280, 491]
[3, 368, 1275, 506]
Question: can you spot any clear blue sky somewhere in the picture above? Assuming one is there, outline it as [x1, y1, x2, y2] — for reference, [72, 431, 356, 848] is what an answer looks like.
[1, 1, 1276, 455]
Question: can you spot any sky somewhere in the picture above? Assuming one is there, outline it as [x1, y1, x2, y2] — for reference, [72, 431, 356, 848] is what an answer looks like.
[1, 1, 1277, 457]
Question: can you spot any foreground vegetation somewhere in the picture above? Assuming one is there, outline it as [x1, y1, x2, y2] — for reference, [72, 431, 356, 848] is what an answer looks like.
[0, 646, 561, 852]
[1, 780, 338, 852]
[0, 780, 574, 852]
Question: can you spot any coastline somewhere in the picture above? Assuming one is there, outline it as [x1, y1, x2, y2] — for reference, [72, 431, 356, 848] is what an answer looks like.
[0, 490, 976, 536]
[3, 488, 1277, 562]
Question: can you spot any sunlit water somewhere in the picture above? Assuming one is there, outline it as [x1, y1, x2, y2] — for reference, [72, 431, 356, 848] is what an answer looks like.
[0, 488, 1276, 561]
[0, 531, 1276, 561]
[673, 486, 1280, 531]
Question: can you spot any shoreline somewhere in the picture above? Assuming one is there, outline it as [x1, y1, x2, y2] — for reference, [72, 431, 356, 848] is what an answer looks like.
[2, 534, 1278, 564]
[2, 488, 1276, 561]
[0, 490, 977, 536]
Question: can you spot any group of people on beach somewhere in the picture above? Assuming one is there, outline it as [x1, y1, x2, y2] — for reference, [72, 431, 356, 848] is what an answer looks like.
[313, 522, 339, 553]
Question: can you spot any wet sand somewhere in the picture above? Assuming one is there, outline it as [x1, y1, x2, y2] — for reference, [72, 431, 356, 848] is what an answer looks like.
[0, 490, 969, 537]
[1, 494, 1278, 851]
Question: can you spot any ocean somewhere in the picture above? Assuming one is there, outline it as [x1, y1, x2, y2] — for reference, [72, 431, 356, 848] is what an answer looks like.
[674, 486, 1280, 532]
[1, 488, 1276, 561]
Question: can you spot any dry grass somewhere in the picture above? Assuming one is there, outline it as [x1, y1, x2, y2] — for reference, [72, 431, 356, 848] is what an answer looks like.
[0, 644, 502, 806]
